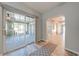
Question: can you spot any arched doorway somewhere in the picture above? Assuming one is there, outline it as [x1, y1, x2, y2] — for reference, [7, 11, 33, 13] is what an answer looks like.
[46, 16, 65, 55]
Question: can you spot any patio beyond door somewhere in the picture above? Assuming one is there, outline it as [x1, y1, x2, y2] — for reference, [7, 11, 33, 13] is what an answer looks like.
[4, 10, 35, 53]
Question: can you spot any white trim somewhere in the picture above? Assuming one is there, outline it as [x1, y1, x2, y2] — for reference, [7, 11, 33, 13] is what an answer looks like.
[65, 48, 79, 56]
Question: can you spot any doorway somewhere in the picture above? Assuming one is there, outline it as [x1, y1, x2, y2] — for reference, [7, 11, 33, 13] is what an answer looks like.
[46, 16, 65, 55]
[47, 16, 65, 41]
[3, 10, 36, 53]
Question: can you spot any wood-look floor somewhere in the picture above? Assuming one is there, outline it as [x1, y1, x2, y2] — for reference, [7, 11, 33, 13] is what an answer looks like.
[47, 32, 65, 56]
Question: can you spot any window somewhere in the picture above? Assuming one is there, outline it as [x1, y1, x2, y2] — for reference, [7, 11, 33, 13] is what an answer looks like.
[5, 11, 35, 52]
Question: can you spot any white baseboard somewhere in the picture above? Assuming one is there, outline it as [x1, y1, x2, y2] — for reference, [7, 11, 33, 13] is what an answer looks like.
[65, 48, 79, 56]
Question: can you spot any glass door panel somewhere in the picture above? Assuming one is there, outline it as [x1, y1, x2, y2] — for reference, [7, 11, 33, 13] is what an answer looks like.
[6, 21, 15, 51]
[5, 10, 36, 53]
[14, 23, 25, 45]
[25, 20, 35, 44]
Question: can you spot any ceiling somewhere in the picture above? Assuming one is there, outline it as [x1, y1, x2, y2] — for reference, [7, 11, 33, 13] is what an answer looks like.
[23, 2, 64, 14]
[2, 2, 65, 14]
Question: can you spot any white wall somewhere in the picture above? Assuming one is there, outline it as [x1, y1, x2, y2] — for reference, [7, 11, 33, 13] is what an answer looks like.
[42, 2, 79, 52]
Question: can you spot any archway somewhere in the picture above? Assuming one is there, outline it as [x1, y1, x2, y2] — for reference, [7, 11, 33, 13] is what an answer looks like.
[46, 16, 65, 55]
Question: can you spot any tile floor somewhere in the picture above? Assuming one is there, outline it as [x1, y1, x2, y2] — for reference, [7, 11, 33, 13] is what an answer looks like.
[5, 42, 57, 56]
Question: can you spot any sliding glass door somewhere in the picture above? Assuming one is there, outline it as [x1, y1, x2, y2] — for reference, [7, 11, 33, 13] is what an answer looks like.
[4, 10, 35, 53]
